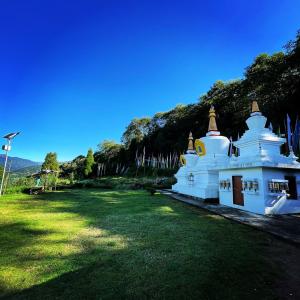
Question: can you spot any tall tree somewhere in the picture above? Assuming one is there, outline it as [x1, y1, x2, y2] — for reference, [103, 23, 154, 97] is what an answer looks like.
[96, 140, 124, 161]
[42, 152, 59, 171]
[121, 117, 151, 148]
[84, 148, 95, 177]
[60, 155, 85, 179]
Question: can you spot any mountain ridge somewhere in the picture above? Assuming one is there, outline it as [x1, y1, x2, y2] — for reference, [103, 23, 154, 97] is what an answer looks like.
[0, 154, 41, 171]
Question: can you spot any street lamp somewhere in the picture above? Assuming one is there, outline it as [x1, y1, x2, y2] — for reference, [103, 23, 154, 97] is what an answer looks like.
[0, 132, 20, 196]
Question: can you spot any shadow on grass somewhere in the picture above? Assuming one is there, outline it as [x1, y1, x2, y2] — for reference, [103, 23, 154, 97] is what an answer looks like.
[0, 222, 55, 258]
[0, 189, 277, 300]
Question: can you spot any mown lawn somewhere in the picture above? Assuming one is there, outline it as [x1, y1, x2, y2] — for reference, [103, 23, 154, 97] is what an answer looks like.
[0, 189, 292, 299]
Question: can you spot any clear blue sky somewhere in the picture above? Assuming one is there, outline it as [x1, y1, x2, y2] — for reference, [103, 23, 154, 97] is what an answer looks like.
[0, 0, 299, 162]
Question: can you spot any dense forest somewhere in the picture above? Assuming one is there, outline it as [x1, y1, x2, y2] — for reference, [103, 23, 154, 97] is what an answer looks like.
[61, 30, 300, 179]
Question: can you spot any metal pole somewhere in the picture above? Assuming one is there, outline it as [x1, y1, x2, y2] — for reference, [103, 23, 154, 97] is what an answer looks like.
[0, 139, 11, 196]
[3, 159, 12, 194]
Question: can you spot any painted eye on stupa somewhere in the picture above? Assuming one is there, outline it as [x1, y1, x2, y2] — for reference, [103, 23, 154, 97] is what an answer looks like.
[194, 139, 206, 156]
[180, 155, 186, 166]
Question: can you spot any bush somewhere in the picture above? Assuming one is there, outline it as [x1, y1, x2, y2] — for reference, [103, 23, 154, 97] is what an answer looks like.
[5, 185, 29, 194]
[3, 175, 176, 195]
[69, 176, 175, 191]
[125, 166, 177, 178]
[145, 186, 156, 195]
[73, 182, 85, 188]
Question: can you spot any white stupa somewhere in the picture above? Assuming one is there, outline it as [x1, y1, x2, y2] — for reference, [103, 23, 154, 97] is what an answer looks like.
[230, 101, 299, 168]
[219, 101, 300, 214]
[172, 100, 300, 214]
[172, 106, 230, 200]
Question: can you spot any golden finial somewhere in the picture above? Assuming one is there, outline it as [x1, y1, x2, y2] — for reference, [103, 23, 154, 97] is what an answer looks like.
[188, 132, 194, 151]
[208, 106, 218, 131]
[251, 101, 260, 113]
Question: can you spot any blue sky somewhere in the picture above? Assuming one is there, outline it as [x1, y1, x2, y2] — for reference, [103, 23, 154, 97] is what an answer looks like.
[0, 0, 299, 162]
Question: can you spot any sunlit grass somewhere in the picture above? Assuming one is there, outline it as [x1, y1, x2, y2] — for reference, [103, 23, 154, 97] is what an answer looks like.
[0, 189, 281, 299]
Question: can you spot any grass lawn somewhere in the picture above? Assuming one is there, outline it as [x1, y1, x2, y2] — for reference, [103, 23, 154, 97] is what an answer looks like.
[0, 189, 299, 299]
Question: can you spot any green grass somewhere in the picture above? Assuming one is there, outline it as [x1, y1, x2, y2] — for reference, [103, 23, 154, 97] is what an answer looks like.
[0, 189, 282, 299]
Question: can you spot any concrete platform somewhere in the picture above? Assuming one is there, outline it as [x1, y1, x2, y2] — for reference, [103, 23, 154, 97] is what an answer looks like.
[159, 189, 300, 245]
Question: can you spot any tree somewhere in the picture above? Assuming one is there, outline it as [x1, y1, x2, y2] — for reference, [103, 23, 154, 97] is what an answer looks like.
[96, 140, 124, 161]
[121, 117, 151, 148]
[42, 152, 59, 171]
[60, 155, 86, 179]
[84, 149, 95, 177]
[94, 141, 126, 176]
[41, 152, 59, 190]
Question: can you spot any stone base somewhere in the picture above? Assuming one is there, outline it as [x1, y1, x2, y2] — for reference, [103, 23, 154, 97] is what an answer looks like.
[172, 183, 219, 200]
[204, 198, 219, 204]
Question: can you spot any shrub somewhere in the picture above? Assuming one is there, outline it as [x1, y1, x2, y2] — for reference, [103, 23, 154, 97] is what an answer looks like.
[5, 185, 29, 194]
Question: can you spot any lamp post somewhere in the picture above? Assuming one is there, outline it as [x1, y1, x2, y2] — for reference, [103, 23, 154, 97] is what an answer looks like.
[0, 132, 20, 196]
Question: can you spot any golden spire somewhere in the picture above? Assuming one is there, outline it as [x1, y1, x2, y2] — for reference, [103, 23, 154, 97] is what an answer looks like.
[188, 132, 194, 151]
[251, 101, 260, 113]
[208, 106, 218, 131]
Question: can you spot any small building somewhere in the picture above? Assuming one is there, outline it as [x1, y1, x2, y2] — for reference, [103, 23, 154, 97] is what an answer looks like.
[219, 102, 300, 214]
[172, 101, 300, 215]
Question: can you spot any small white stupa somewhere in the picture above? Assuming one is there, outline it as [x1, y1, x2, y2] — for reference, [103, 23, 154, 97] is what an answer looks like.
[172, 106, 230, 200]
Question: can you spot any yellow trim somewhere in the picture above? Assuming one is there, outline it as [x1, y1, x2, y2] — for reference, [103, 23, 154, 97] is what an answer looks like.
[180, 154, 186, 166]
[194, 139, 206, 156]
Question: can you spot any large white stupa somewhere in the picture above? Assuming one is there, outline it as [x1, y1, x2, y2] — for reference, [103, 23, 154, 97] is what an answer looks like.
[172, 106, 230, 200]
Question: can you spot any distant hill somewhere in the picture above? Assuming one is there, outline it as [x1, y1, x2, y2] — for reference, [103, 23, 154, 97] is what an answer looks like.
[12, 165, 42, 177]
[0, 155, 41, 171]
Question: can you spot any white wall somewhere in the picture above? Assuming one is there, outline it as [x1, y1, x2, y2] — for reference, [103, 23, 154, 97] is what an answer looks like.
[173, 169, 219, 199]
[219, 167, 300, 214]
[219, 168, 265, 214]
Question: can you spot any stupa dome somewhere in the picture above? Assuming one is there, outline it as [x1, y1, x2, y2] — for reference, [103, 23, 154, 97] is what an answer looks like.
[199, 135, 230, 158]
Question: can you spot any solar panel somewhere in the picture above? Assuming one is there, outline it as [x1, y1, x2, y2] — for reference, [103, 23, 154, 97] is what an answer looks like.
[3, 132, 20, 139]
